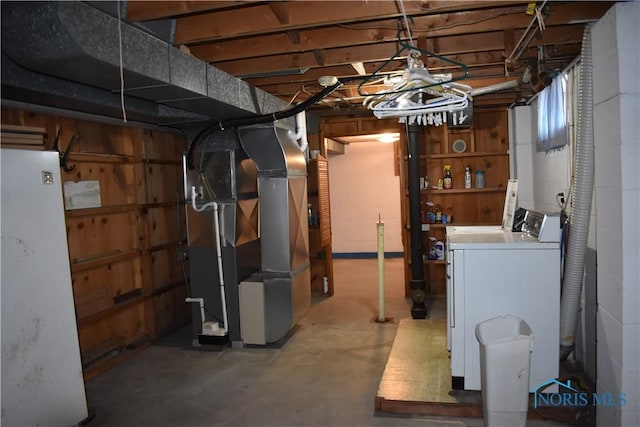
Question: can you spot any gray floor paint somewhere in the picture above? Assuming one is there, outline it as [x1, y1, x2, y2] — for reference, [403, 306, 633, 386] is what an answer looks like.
[84, 259, 567, 427]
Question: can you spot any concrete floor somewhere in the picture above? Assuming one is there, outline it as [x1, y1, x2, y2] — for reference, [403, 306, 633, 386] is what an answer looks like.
[85, 259, 567, 427]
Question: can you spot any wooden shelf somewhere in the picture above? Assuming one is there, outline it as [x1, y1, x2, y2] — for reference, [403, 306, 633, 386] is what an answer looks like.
[421, 222, 500, 230]
[421, 187, 504, 195]
[424, 259, 446, 265]
[421, 151, 507, 160]
[71, 249, 141, 272]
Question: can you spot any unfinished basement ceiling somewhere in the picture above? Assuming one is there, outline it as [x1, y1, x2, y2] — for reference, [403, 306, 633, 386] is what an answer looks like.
[125, 0, 616, 113]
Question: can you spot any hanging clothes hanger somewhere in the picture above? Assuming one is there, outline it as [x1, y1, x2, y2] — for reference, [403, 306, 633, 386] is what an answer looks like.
[360, 17, 472, 122]
[358, 19, 471, 98]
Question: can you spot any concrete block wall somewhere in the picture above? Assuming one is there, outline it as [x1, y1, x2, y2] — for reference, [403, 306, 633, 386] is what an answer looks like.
[592, 3, 640, 426]
[510, 104, 572, 214]
[328, 140, 403, 254]
[509, 105, 535, 209]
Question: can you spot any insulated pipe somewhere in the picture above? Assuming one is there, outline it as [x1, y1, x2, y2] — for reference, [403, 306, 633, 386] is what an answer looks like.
[559, 25, 595, 360]
[190, 187, 229, 332]
[377, 216, 385, 322]
[407, 124, 428, 319]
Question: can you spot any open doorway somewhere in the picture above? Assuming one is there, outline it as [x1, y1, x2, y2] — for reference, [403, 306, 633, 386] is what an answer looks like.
[326, 134, 404, 259]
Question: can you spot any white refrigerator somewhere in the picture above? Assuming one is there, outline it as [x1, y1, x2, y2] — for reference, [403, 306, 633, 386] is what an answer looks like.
[1, 149, 88, 425]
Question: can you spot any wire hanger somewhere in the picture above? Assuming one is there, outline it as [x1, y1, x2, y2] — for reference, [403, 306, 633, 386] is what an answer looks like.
[359, 11, 472, 124]
[357, 18, 471, 98]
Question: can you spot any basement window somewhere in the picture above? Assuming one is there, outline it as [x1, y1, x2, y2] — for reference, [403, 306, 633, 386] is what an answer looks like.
[537, 73, 569, 152]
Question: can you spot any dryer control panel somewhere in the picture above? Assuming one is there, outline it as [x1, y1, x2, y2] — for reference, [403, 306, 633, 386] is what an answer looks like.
[522, 211, 561, 242]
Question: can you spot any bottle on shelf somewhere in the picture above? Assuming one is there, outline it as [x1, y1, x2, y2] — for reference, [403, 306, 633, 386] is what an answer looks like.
[435, 205, 443, 223]
[425, 201, 436, 224]
[435, 240, 445, 260]
[308, 203, 315, 226]
[443, 165, 452, 189]
[464, 166, 472, 189]
[475, 170, 485, 188]
[428, 237, 438, 260]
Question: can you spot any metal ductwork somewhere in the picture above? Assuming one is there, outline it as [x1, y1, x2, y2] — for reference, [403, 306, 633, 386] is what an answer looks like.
[1, 1, 288, 126]
[3, 1, 310, 347]
[184, 124, 310, 345]
[237, 124, 311, 343]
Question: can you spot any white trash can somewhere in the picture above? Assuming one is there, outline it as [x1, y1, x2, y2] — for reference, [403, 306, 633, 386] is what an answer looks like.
[475, 315, 533, 427]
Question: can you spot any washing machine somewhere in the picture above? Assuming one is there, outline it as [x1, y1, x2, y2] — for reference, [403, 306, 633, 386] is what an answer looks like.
[446, 211, 561, 392]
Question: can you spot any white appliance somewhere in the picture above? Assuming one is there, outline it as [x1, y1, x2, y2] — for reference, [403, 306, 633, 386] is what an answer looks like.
[1, 149, 89, 425]
[446, 211, 561, 392]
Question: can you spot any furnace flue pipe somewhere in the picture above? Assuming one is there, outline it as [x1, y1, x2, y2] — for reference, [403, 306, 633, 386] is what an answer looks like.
[407, 124, 427, 319]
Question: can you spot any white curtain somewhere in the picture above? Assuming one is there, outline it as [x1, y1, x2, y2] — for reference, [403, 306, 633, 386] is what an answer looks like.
[537, 74, 569, 152]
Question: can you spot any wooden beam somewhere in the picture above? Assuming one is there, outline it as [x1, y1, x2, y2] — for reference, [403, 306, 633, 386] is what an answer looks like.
[286, 30, 301, 45]
[268, 2, 290, 25]
[177, 2, 607, 47]
[351, 62, 367, 76]
[214, 43, 508, 77]
[173, 1, 533, 44]
[313, 49, 325, 66]
[191, 23, 585, 63]
[125, 1, 261, 22]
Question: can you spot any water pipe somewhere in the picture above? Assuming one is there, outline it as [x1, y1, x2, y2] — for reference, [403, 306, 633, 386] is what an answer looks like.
[190, 186, 229, 333]
[377, 215, 386, 322]
[185, 297, 206, 330]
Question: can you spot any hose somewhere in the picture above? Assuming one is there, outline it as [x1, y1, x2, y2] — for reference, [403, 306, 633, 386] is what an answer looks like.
[559, 24, 595, 360]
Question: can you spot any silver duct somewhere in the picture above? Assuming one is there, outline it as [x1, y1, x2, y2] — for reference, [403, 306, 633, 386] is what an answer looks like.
[559, 25, 595, 360]
[1, 1, 287, 126]
[238, 124, 311, 343]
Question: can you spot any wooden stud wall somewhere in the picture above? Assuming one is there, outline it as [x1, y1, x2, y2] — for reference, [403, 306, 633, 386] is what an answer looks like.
[1, 108, 191, 380]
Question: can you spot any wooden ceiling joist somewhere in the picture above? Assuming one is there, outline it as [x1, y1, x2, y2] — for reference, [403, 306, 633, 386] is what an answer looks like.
[172, 1, 534, 44]
[119, 1, 616, 110]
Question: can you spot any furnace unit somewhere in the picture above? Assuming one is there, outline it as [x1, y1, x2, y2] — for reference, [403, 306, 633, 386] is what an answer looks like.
[184, 124, 310, 345]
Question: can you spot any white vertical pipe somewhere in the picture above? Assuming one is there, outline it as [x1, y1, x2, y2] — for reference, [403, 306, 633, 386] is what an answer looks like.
[377, 215, 385, 322]
[190, 186, 229, 332]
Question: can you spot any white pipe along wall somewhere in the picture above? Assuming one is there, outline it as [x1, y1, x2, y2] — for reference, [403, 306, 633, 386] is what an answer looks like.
[189, 186, 229, 336]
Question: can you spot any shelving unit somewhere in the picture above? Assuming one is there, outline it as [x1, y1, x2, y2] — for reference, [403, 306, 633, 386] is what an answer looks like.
[399, 109, 510, 295]
[307, 155, 334, 296]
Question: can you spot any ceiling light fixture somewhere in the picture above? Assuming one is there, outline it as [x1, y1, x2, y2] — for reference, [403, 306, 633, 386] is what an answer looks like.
[377, 133, 400, 143]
